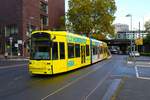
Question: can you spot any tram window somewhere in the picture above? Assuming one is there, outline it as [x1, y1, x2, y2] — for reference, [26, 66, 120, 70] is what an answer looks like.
[104, 48, 106, 53]
[95, 47, 97, 54]
[59, 42, 65, 59]
[52, 42, 58, 60]
[86, 45, 89, 56]
[99, 47, 101, 54]
[96, 47, 98, 54]
[94, 46, 97, 55]
[100, 47, 102, 54]
[31, 46, 50, 60]
[93, 46, 97, 55]
[97, 47, 100, 55]
[105, 48, 106, 53]
[93, 46, 95, 55]
[92, 47, 94, 55]
[75, 44, 80, 57]
[68, 43, 74, 58]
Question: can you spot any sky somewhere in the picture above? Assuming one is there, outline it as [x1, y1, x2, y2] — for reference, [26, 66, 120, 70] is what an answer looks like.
[114, 0, 150, 30]
[65, 0, 150, 30]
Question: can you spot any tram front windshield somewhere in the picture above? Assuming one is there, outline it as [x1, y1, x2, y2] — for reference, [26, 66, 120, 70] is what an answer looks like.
[31, 33, 51, 60]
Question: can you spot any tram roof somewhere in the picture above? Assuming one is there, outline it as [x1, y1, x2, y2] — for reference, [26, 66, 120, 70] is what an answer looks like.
[32, 31, 107, 45]
[32, 31, 90, 40]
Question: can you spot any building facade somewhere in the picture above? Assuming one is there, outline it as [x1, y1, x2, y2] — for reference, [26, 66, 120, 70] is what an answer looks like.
[114, 23, 129, 32]
[115, 31, 149, 53]
[116, 31, 148, 40]
[0, 0, 65, 56]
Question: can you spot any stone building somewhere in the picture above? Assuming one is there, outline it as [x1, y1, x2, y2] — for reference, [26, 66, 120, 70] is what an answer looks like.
[0, 0, 65, 56]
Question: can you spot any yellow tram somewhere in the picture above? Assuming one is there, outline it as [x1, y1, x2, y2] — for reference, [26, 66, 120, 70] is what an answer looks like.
[29, 31, 111, 75]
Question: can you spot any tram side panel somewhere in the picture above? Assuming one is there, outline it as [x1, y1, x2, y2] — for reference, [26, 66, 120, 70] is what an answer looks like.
[51, 33, 68, 74]
[91, 39, 102, 63]
[29, 31, 110, 75]
[91, 39, 110, 64]
[66, 34, 91, 72]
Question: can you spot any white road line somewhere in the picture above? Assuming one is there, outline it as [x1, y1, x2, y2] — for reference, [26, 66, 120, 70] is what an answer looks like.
[14, 76, 23, 81]
[40, 60, 112, 100]
[0, 64, 27, 69]
[138, 77, 150, 80]
[135, 65, 150, 80]
[135, 65, 139, 78]
[136, 65, 150, 68]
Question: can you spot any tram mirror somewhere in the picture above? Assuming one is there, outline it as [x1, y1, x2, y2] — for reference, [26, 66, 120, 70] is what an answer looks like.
[52, 35, 56, 40]
[50, 35, 56, 47]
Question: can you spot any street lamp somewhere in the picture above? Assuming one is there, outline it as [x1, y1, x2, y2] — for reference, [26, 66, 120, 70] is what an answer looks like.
[126, 14, 133, 53]
[126, 14, 136, 61]
[126, 14, 132, 31]
[9, 37, 13, 58]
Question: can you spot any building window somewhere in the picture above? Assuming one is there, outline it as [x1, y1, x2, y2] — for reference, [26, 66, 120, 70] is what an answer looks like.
[40, 15, 48, 26]
[118, 34, 120, 39]
[68, 43, 74, 58]
[52, 42, 58, 60]
[132, 34, 134, 39]
[0, 27, 3, 35]
[59, 42, 65, 59]
[27, 25, 36, 36]
[40, 2, 48, 14]
[6, 24, 18, 36]
[75, 44, 80, 57]
[127, 34, 129, 39]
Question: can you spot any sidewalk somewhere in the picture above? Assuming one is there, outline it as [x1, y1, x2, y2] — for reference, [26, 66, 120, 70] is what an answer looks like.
[0, 55, 29, 61]
[116, 77, 150, 100]
[112, 56, 150, 100]
[0, 55, 29, 67]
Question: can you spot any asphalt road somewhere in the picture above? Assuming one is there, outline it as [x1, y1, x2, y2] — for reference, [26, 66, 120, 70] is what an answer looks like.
[0, 55, 141, 100]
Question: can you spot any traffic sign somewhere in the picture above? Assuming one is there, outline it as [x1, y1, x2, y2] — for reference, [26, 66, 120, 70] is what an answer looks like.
[135, 38, 143, 45]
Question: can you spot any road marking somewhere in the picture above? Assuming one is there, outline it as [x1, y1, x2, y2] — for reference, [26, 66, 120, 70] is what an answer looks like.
[136, 65, 150, 67]
[84, 70, 113, 100]
[135, 65, 139, 78]
[14, 76, 23, 81]
[40, 60, 112, 100]
[135, 65, 150, 80]
[135, 62, 150, 66]
[138, 77, 150, 80]
[0, 64, 27, 69]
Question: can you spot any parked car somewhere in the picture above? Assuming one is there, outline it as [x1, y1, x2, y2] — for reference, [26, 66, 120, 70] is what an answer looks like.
[110, 49, 118, 54]
[129, 51, 140, 57]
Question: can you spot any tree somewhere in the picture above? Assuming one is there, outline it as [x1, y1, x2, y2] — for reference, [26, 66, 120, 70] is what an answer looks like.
[92, 33, 106, 40]
[67, 0, 116, 38]
[144, 20, 150, 44]
[145, 20, 150, 32]
[58, 16, 66, 31]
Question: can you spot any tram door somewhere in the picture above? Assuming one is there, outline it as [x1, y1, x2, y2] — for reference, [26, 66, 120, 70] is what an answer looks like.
[81, 45, 86, 64]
